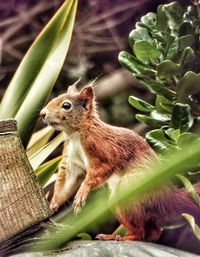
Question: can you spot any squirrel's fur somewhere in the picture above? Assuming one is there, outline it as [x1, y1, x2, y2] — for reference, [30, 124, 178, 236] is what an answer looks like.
[41, 83, 200, 241]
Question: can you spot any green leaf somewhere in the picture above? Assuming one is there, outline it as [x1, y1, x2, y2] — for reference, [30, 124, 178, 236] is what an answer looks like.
[136, 114, 167, 127]
[156, 5, 168, 31]
[146, 129, 175, 153]
[157, 60, 180, 78]
[29, 132, 64, 170]
[163, 2, 184, 29]
[164, 128, 180, 143]
[138, 78, 176, 100]
[177, 174, 200, 206]
[179, 22, 194, 37]
[129, 96, 154, 112]
[180, 47, 195, 70]
[140, 12, 157, 30]
[129, 27, 151, 47]
[171, 103, 193, 132]
[177, 132, 199, 148]
[165, 36, 178, 60]
[177, 71, 200, 102]
[36, 156, 62, 187]
[150, 111, 170, 122]
[118, 51, 155, 76]
[178, 35, 195, 50]
[155, 95, 173, 113]
[77, 233, 92, 240]
[26, 126, 55, 157]
[112, 224, 128, 237]
[0, 0, 78, 146]
[133, 40, 161, 62]
[182, 213, 200, 240]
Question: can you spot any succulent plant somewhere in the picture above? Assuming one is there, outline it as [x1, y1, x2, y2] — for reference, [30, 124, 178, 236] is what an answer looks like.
[119, 1, 200, 154]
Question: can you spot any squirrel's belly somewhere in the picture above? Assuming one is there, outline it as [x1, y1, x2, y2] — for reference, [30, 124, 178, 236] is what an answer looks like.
[107, 173, 121, 196]
[68, 132, 88, 170]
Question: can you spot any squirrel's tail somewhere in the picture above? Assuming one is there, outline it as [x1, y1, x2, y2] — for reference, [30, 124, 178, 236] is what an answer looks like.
[165, 182, 200, 224]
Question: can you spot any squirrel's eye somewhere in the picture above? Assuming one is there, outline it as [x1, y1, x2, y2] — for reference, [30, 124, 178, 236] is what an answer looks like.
[62, 102, 72, 110]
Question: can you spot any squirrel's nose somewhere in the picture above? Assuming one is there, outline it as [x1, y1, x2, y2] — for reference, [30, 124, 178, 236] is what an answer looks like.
[40, 109, 47, 120]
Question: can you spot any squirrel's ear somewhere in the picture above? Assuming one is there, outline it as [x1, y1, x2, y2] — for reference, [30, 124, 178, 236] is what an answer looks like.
[79, 86, 94, 101]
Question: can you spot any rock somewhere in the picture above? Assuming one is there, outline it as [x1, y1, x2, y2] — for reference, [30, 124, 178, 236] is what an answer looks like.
[13, 240, 199, 257]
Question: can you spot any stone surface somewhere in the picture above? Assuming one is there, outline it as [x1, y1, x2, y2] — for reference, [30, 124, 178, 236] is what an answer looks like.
[13, 240, 200, 257]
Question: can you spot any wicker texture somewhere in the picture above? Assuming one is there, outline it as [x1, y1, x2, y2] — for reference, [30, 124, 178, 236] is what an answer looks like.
[0, 119, 51, 243]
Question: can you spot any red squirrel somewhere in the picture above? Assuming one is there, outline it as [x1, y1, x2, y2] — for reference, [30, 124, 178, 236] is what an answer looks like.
[40, 82, 200, 242]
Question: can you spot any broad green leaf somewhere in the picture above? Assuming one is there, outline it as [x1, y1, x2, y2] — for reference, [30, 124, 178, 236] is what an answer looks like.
[26, 126, 55, 157]
[179, 22, 194, 37]
[141, 12, 157, 30]
[136, 114, 167, 127]
[171, 103, 193, 132]
[138, 78, 176, 100]
[155, 95, 173, 113]
[178, 35, 195, 50]
[150, 111, 170, 122]
[118, 51, 155, 76]
[133, 40, 161, 62]
[163, 2, 184, 29]
[157, 60, 180, 78]
[0, 0, 78, 146]
[129, 27, 151, 47]
[129, 96, 154, 112]
[165, 35, 178, 60]
[156, 5, 168, 31]
[182, 214, 200, 240]
[180, 47, 195, 70]
[29, 132, 64, 170]
[36, 156, 62, 187]
[177, 71, 200, 102]
[177, 132, 199, 148]
[146, 129, 175, 153]
[164, 128, 180, 143]
[177, 174, 200, 206]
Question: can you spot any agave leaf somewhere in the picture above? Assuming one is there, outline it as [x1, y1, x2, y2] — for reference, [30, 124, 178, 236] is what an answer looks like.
[36, 156, 62, 187]
[26, 126, 55, 157]
[29, 132, 64, 170]
[182, 213, 200, 240]
[0, 0, 78, 146]
[177, 174, 200, 206]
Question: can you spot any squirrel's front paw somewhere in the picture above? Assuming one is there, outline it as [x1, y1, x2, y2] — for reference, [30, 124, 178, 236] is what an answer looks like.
[73, 191, 87, 215]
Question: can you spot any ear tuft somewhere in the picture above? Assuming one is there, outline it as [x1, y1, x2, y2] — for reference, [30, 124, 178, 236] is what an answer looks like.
[79, 86, 94, 100]
[67, 78, 81, 94]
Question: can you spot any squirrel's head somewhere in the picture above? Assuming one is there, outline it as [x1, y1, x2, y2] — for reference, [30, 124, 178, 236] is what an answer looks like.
[40, 83, 96, 133]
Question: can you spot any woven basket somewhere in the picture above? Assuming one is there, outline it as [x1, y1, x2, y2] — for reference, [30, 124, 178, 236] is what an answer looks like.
[0, 119, 51, 243]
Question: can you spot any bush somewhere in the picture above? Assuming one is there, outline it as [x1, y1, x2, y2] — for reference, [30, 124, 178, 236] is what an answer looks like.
[119, 1, 200, 155]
